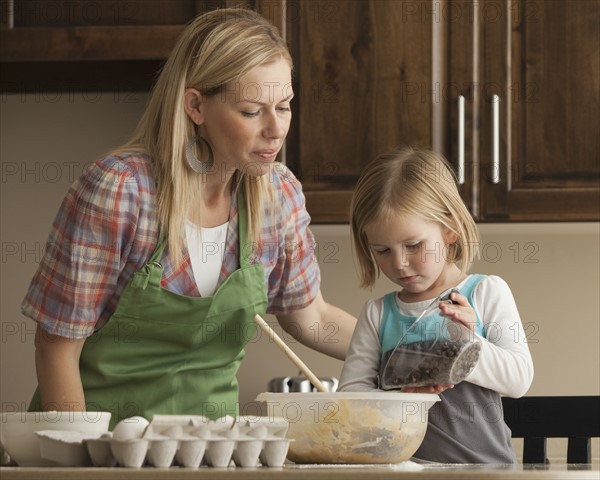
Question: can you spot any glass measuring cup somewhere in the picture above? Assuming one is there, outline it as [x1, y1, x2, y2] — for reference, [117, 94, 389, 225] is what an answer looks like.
[379, 288, 481, 390]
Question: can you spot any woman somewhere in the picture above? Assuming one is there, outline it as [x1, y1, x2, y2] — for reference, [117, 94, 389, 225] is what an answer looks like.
[23, 8, 356, 426]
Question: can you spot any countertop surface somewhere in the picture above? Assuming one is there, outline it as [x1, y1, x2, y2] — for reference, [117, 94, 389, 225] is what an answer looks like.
[1, 464, 598, 480]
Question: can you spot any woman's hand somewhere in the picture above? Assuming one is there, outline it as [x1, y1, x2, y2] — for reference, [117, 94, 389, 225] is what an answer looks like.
[438, 291, 477, 333]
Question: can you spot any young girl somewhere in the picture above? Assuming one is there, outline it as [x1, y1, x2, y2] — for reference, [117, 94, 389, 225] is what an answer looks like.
[338, 147, 534, 463]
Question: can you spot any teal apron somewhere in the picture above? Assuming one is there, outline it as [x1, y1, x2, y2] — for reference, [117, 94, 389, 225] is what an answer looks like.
[30, 189, 268, 429]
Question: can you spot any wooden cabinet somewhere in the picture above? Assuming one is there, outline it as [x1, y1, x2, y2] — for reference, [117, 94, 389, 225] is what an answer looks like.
[285, 0, 435, 222]
[444, 0, 600, 221]
[0, 0, 256, 91]
[286, 0, 599, 222]
[2, 0, 598, 222]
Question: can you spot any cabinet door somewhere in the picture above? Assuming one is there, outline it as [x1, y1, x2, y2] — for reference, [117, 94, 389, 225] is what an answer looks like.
[0, 0, 255, 91]
[286, 0, 434, 222]
[480, 0, 599, 221]
[442, 0, 484, 219]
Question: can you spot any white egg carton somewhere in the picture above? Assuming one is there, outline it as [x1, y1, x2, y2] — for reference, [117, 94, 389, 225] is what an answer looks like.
[35, 415, 291, 468]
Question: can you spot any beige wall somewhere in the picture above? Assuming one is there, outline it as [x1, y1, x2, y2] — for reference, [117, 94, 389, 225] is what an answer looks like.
[2, 94, 599, 462]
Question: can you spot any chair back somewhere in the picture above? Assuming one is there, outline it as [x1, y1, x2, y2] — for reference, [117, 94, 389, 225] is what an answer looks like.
[502, 396, 600, 464]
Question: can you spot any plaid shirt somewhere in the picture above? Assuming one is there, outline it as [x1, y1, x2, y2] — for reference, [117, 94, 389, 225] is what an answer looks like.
[22, 153, 320, 338]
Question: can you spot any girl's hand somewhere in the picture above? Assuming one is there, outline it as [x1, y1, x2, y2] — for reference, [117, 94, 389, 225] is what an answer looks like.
[438, 291, 477, 333]
[401, 384, 454, 394]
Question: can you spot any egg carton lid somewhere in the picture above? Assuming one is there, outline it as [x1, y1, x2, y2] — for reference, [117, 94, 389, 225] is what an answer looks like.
[143, 414, 288, 439]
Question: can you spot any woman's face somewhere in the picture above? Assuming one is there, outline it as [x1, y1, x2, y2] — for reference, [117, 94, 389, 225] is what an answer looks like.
[365, 213, 459, 302]
[199, 57, 293, 177]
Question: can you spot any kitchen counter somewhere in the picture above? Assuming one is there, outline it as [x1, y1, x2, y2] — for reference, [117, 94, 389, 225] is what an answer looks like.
[1, 464, 598, 480]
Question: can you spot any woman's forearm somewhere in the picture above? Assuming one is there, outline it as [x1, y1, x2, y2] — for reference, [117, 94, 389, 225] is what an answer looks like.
[276, 291, 357, 361]
[313, 303, 357, 360]
[34, 325, 86, 411]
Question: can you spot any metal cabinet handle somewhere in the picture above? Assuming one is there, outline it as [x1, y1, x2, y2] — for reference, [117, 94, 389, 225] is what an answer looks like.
[457, 95, 465, 185]
[6, 0, 14, 28]
[491, 94, 500, 184]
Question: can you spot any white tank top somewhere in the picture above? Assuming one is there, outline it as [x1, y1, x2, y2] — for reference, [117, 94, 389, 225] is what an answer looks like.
[184, 219, 228, 297]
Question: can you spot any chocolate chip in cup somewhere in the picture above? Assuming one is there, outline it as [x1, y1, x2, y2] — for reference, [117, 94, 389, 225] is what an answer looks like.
[380, 338, 481, 389]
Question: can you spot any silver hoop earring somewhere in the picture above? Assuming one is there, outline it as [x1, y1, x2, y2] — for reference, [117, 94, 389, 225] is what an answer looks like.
[185, 136, 214, 173]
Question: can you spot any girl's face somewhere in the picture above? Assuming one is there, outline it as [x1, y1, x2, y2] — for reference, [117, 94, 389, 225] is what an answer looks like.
[365, 213, 460, 302]
[199, 57, 293, 177]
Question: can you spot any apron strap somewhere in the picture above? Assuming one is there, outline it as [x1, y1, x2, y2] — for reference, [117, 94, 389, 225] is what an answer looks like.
[236, 180, 253, 269]
[148, 231, 167, 265]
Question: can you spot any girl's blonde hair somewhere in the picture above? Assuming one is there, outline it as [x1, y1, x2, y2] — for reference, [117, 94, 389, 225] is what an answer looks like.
[351, 146, 480, 288]
[115, 8, 292, 263]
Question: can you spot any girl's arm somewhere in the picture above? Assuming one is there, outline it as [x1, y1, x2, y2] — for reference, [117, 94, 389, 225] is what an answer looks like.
[337, 300, 383, 391]
[464, 275, 534, 397]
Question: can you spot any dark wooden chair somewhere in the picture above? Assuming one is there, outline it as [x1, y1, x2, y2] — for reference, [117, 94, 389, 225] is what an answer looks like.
[502, 396, 600, 464]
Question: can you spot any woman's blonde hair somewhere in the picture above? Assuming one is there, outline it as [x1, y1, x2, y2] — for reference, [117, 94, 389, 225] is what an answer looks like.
[351, 146, 480, 288]
[115, 8, 292, 263]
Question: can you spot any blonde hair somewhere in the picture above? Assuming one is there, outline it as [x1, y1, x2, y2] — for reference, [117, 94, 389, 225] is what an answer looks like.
[114, 8, 292, 263]
[351, 146, 480, 288]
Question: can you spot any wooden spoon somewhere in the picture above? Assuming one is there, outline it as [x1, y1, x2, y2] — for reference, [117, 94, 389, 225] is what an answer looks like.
[253, 314, 328, 392]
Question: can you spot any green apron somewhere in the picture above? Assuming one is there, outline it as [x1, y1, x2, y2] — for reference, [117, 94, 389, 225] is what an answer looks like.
[30, 189, 267, 429]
